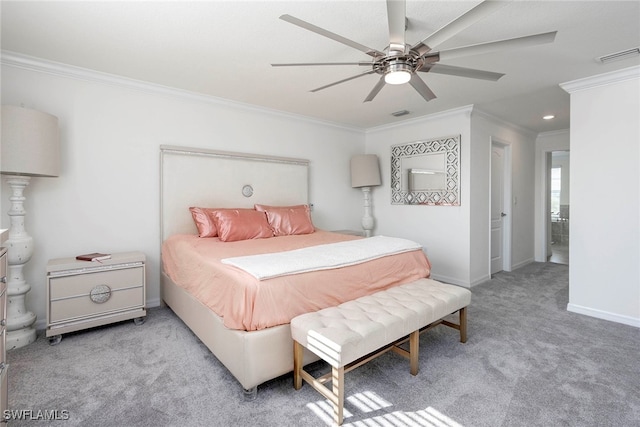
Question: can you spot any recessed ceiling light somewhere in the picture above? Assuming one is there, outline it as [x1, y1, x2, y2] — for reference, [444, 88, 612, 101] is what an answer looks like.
[543, 115, 555, 120]
[391, 110, 410, 117]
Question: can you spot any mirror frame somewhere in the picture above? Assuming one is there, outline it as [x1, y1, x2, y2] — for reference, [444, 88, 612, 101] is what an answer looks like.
[391, 135, 461, 205]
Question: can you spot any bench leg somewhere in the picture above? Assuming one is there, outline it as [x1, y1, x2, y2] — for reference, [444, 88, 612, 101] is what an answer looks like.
[293, 339, 344, 424]
[293, 341, 303, 390]
[409, 330, 419, 375]
[332, 366, 345, 425]
[459, 307, 468, 343]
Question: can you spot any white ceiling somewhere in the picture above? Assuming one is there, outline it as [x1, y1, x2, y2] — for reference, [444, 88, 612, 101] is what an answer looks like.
[2, 1, 639, 132]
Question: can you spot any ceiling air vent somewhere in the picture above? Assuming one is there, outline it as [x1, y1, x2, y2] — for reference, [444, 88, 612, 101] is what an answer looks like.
[597, 47, 640, 64]
[391, 110, 410, 117]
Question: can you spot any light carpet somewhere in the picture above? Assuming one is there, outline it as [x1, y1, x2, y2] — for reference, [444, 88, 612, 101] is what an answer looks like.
[7, 262, 640, 426]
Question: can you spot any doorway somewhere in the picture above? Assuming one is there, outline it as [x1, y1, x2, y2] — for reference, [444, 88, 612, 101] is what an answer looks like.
[490, 140, 512, 274]
[548, 151, 570, 264]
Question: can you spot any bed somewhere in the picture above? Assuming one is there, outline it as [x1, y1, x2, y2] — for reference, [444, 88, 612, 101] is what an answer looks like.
[159, 145, 431, 396]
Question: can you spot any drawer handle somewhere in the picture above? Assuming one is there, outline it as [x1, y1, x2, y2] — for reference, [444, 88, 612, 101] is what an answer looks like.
[89, 284, 112, 304]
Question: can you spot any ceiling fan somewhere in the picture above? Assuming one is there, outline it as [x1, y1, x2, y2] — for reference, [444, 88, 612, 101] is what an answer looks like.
[272, 0, 557, 102]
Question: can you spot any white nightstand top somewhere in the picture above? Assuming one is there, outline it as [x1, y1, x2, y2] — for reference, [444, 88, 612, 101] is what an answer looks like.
[47, 251, 145, 274]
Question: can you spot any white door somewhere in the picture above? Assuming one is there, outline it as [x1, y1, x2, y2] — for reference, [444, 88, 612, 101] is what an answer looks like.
[491, 145, 505, 274]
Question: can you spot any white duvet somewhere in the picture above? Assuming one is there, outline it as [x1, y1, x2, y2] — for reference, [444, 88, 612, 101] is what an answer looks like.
[221, 235, 422, 280]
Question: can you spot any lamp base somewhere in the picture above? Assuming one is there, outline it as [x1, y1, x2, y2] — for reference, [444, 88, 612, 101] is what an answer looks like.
[7, 327, 37, 350]
[360, 186, 375, 237]
[4, 175, 38, 349]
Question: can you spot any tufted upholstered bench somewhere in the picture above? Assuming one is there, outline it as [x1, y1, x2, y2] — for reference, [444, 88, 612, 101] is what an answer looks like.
[291, 278, 471, 425]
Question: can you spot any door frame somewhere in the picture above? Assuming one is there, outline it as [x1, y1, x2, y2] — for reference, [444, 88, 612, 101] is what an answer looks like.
[540, 149, 570, 261]
[490, 138, 513, 273]
[533, 131, 569, 262]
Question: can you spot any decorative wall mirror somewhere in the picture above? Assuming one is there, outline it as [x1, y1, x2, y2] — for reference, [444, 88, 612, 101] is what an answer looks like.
[391, 135, 461, 205]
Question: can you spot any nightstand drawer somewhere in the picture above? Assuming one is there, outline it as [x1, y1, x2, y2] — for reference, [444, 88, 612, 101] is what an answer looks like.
[0, 286, 5, 337]
[49, 266, 144, 323]
[0, 329, 4, 364]
[49, 286, 143, 324]
[0, 362, 7, 423]
[49, 266, 143, 299]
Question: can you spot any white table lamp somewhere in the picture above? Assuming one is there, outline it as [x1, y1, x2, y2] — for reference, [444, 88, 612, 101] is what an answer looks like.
[350, 154, 381, 237]
[1, 105, 60, 349]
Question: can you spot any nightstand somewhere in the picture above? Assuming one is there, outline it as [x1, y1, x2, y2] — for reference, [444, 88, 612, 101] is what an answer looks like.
[46, 251, 146, 345]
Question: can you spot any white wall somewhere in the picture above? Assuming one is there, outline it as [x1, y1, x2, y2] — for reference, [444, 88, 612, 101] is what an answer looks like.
[470, 111, 538, 279]
[365, 107, 473, 286]
[1, 59, 365, 329]
[364, 106, 537, 287]
[561, 66, 640, 327]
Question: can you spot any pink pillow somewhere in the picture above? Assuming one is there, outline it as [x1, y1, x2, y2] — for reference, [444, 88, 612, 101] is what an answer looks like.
[210, 209, 274, 242]
[254, 204, 315, 237]
[189, 207, 218, 237]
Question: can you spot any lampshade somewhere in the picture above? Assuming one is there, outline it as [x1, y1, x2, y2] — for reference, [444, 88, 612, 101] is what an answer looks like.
[1, 105, 60, 177]
[350, 154, 381, 188]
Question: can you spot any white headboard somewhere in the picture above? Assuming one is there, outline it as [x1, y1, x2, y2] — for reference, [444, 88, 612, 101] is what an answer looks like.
[160, 145, 309, 241]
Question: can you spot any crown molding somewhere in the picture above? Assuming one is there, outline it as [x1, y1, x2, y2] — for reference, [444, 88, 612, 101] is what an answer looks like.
[536, 128, 570, 139]
[560, 65, 640, 93]
[1, 50, 364, 134]
[365, 105, 474, 134]
[471, 108, 538, 138]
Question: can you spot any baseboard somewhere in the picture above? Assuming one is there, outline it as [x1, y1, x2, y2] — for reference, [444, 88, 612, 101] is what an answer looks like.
[430, 273, 491, 288]
[510, 257, 534, 271]
[429, 273, 470, 288]
[35, 319, 47, 332]
[470, 274, 491, 287]
[146, 297, 162, 308]
[567, 303, 640, 328]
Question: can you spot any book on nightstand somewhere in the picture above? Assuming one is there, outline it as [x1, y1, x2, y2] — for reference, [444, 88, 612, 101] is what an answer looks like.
[75, 252, 112, 262]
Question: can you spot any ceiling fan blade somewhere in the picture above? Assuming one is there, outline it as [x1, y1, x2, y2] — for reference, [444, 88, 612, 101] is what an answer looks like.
[272, 62, 371, 67]
[409, 74, 437, 102]
[280, 14, 385, 58]
[435, 31, 557, 61]
[311, 70, 377, 92]
[411, 0, 506, 56]
[419, 63, 504, 81]
[387, 0, 406, 52]
[364, 76, 386, 102]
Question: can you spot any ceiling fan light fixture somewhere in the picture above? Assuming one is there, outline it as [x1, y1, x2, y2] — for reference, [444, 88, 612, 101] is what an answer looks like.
[385, 70, 411, 85]
[384, 62, 412, 85]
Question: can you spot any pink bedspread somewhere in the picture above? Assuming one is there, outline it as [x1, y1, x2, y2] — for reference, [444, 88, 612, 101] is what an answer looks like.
[162, 230, 431, 331]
